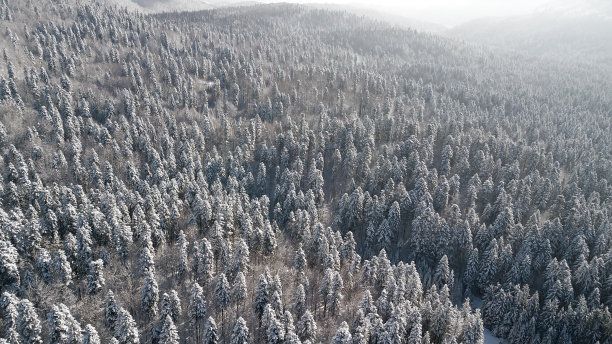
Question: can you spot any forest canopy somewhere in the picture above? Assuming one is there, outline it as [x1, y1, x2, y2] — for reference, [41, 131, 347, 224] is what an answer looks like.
[0, 0, 610, 343]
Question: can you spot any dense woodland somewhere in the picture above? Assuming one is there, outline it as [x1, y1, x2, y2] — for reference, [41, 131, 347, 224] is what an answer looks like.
[0, 0, 611, 343]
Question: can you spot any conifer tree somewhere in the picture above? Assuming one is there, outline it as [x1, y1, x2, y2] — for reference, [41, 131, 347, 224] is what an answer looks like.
[204, 316, 219, 344]
[159, 315, 180, 344]
[17, 299, 42, 344]
[141, 271, 159, 318]
[230, 317, 250, 344]
[189, 282, 207, 343]
[233, 272, 247, 315]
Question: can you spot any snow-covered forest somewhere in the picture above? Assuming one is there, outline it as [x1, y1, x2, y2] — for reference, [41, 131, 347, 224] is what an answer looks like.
[0, 0, 611, 343]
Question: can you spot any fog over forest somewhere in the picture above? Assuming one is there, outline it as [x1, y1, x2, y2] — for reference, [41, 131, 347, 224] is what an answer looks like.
[0, 0, 610, 344]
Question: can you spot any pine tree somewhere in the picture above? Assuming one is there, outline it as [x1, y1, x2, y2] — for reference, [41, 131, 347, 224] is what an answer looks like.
[266, 308, 285, 344]
[254, 273, 270, 324]
[328, 271, 344, 316]
[114, 308, 139, 344]
[297, 310, 317, 342]
[331, 321, 351, 344]
[86, 259, 105, 295]
[204, 316, 219, 344]
[177, 230, 189, 279]
[233, 272, 247, 315]
[159, 315, 180, 344]
[105, 290, 120, 331]
[293, 284, 306, 318]
[169, 290, 182, 322]
[17, 299, 42, 344]
[141, 271, 159, 318]
[262, 221, 277, 257]
[231, 317, 250, 344]
[0, 239, 19, 289]
[53, 250, 73, 286]
[230, 238, 250, 277]
[319, 268, 333, 316]
[47, 303, 83, 344]
[36, 249, 53, 284]
[214, 273, 231, 340]
[189, 282, 207, 342]
[82, 324, 101, 344]
[433, 255, 453, 290]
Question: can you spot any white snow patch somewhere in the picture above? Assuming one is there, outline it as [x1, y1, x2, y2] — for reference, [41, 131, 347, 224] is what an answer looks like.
[484, 327, 507, 344]
[464, 296, 508, 344]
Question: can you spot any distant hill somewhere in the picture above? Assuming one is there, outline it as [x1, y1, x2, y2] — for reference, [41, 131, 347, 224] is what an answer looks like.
[448, 11, 612, 67]
[303, 3, 447, 33]
[97, 0, 259, 13]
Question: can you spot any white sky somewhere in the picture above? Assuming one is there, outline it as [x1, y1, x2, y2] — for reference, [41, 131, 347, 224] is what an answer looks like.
[260, 0, 608, 27]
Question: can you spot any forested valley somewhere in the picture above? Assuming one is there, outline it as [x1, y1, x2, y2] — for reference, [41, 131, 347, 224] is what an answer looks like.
[0, 0, 611, 343]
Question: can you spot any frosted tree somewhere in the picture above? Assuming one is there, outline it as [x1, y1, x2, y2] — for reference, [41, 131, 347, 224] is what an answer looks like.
[1, 294, 19, 344]
[262, 221, 278, 257]
[176, 230, 189, 280]
[297, 310, 317, 342]
[105, 290, 120, 331]
[294, 243, 307, 282]
[230, 317, 250, 344]
[433, 255, 453, 290]
[214, 273, 231, 339]
[141, 271, 159, 318]
[86, 259, 105, 295]
[139, 246, 155, 276]
[53, 250, 72, 286]
[254, 273, 270, 325]
[189, 282, 207, 342]
[17, 299, 42, 344]
[169, 290, 182, 321]
[36, 249, 53, 284]
[331, 321, 351, 344]
[160, 291, 181, 323]
[204, 316, 219, 344]
[233, 272, 247, 314]
[82, 324, 101, 344]
[319, 268, 333, 316]
[0, 239, 19, 289]
[114, 308, 139, 344]
[266, 308, 285, 344]
[159, 315, 180, 344]
[230, 238, 250, 277]
[293, 284, 306, 318]
[47, 303, 83, 344]
[328, 271, 344, 316]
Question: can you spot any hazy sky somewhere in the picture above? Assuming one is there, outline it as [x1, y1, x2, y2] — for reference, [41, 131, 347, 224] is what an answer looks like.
[259, 0, 610, 26]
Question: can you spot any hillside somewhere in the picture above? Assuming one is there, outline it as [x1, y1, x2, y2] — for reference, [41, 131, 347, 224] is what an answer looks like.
[0, 1, 610, 344]
[449, 11, 612, 68]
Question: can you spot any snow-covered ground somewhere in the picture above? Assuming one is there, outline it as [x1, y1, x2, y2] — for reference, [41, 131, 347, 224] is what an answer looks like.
[464, 296, 508, 344]
[484, 327, 506, 344]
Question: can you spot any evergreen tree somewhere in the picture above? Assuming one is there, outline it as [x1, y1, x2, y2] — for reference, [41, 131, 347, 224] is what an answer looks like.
[214, 273, 231, 339]
[86, 259, 105, 295]
[293, 284, 306, 318]
[141, 271, 159, 318]
[297, 310, 317, 342]
[331, 321, 351, 344]
[189, 282, 207, 342]
[0, 240, 19, 289]
[114, 308, 139, 344]
[231, 317, 250, 344]
[204, 316, 219, 344]
[254, 272, 270, 323]
[233, 272, 247, 315]
[82, 324, 101, 344]
[159, 315, 180, 344]
[105, 290, 120, 331]
[17, 299, 42, 344]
